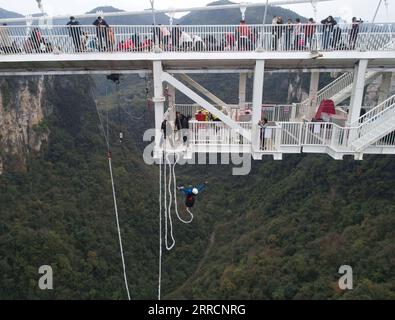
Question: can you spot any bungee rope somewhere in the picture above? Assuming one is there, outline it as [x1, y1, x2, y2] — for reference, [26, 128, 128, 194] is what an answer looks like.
[92, 88, 131, 300]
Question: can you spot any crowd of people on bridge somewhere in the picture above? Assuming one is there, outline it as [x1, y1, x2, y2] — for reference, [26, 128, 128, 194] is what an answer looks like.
[63, 15, 364, 53]
[270, 15, 363, 51]
[0, 15, 368, 54]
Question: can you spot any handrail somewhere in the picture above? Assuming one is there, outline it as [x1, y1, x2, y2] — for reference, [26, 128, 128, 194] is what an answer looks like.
[351, 94, 395, 127]
[0, 22, 394, 55]
[187, 119, 395, 150]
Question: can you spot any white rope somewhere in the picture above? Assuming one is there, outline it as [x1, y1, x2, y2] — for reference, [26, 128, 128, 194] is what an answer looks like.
[108, 156, 131, 300]
[186, 207, 194, 219]
[157, 140, 195, 300]
[163, 148, 175, 251]
[168, 153, 194, 224]
[92, 89, 131, 300]
[158, 154, 162, 300]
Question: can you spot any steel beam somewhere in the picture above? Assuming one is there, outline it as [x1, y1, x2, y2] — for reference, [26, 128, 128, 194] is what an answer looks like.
[162, 72, 251, 141]
[239, 73, 247, 108]
[153, 61, 165, 154]
[252, 60, 265, 152]
[348, 59, 369, 125]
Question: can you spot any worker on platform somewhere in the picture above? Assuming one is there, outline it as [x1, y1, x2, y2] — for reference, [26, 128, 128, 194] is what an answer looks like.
[177, 182, 208, 208]
[259, 118, 269, 150]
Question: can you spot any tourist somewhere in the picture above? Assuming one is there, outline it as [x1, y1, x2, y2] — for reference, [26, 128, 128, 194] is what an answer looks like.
[285, 18, 294, 50]
[272, 16, 284, 50]
[305, 18, 316, 50]
[66, 16, 82, 52]
[294, 18, 303, 50]
[349, 17, 362, 50]
[93, 16, 110, 51]
[236, 20, 252, 51]
[321, 15, 337, 50]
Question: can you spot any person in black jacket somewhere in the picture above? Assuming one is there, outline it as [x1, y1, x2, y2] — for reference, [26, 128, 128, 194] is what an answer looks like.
[349, 17, 362, 50]
[93, 16, 109, 51]
[67, 16, 82, 52]
[321, 15, 337, 49]
[175, 112, 190, 144]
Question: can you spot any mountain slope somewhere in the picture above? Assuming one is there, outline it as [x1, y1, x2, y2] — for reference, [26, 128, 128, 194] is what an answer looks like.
[167, 156, 395, 299]
[179, 0, 303, 25]
[0, 7, 23, 19]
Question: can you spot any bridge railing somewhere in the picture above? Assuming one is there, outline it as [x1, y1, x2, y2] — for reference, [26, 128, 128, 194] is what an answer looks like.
[189, 121, 252, 146]
[187, 119, 395, 152]
[0, 23, 393, 55]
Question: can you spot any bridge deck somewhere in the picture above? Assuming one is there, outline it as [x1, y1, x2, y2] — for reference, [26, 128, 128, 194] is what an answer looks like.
[0, 23, 394, 74]
[1, 51, 395, 74]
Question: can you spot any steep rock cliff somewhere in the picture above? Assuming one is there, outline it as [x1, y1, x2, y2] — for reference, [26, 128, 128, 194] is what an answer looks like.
[0, 77, 50, 174]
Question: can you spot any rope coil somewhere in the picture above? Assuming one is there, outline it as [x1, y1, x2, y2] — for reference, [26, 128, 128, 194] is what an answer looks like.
[158, 149, 195, 300]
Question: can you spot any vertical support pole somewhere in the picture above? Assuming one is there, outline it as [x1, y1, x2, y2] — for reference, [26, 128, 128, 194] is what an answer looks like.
[377, 72, 393, 105]
[252, 60, 265, 152]
[153, 60, 165, 157]
[308, 70, 320, 120]
[348, 59, 369, 125]
[168, 84, 176, 107]
[167, 84, 176, 123]
[239, 73, 247, 108]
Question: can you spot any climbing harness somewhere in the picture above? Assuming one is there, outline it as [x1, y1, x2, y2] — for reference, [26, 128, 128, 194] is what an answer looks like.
[92, 87, 131, 300]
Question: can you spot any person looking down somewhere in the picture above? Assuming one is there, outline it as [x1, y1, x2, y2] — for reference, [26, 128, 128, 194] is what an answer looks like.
[177, 182, 208, 208]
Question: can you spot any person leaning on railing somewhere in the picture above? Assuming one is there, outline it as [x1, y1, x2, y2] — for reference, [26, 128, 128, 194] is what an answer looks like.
[321, 15, 337, 50]
[236, 20, 253, 51]
[93, 16, 110, 52]
[285, 19, 294, 50]
[349, 17, 362, 50]
[293, 18, 303, 50]
[159, 24, 171, 50]
[67, 17, 82, 52]
[272, 16, 284, 51]
[304, 18, 317, 51]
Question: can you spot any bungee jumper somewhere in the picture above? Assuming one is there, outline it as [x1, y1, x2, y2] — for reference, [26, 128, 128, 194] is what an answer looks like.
[177, 182, 208, 208]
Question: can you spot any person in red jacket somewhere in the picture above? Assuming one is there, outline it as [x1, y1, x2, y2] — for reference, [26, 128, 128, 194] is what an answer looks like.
[236, 20, 252, 51]
[118, 39, 134, 51]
